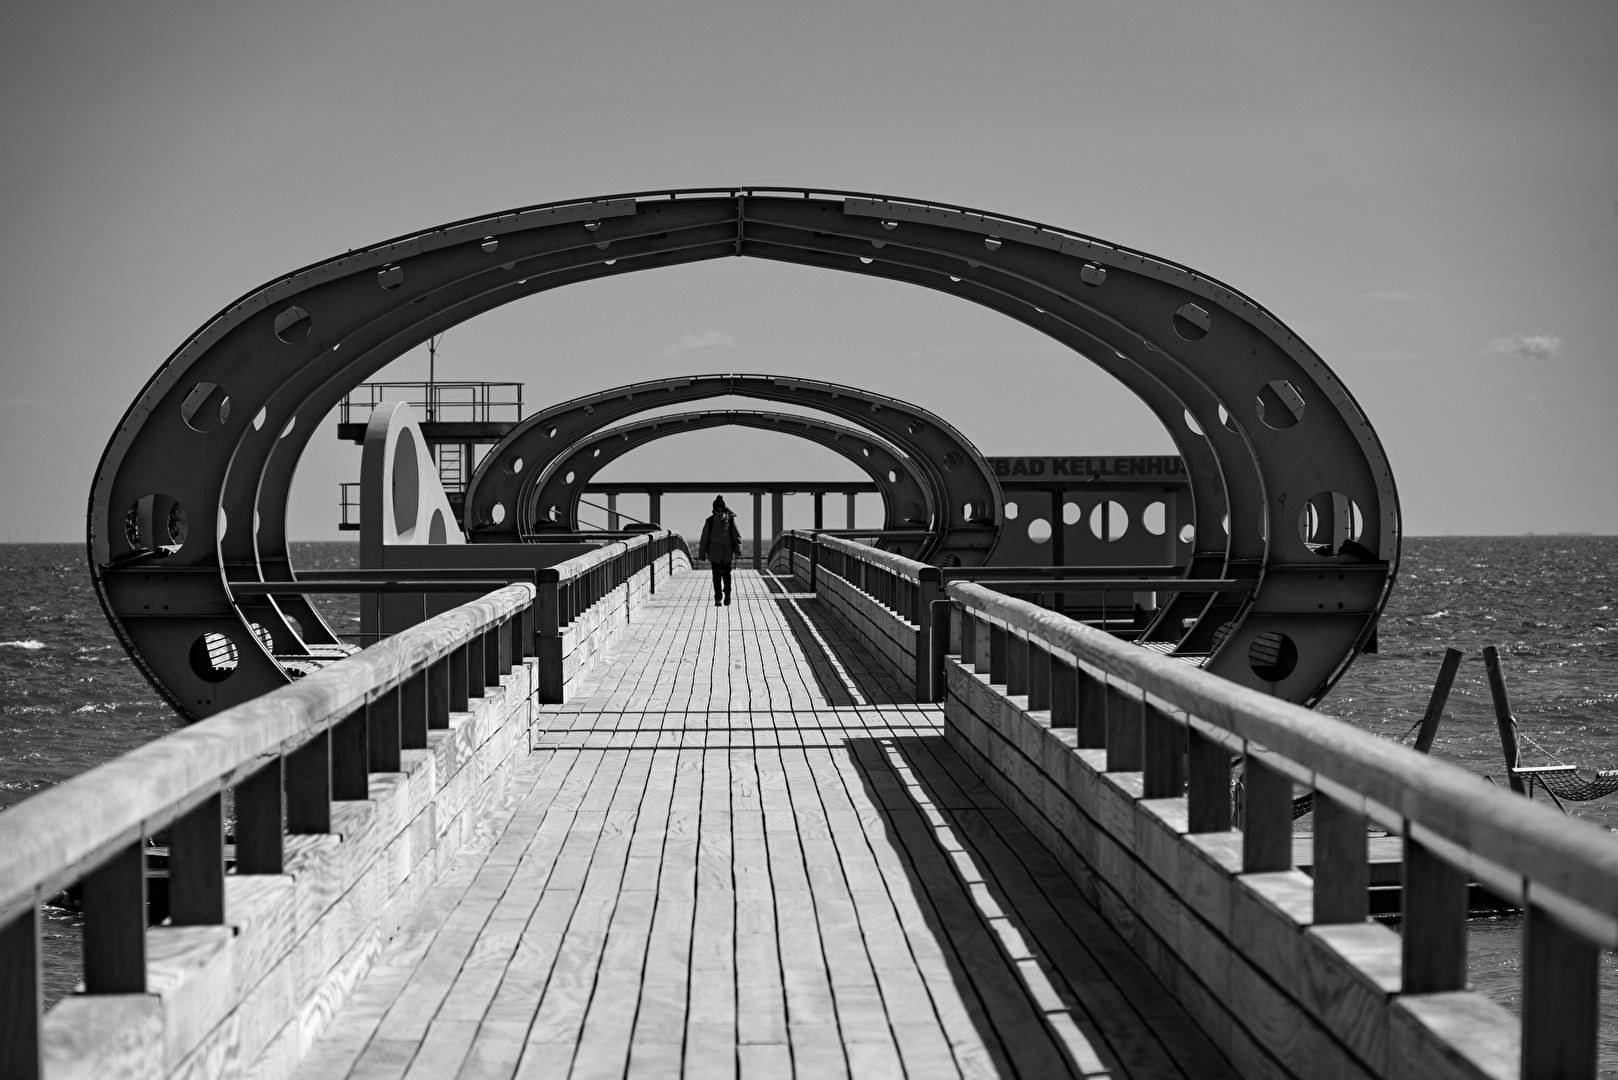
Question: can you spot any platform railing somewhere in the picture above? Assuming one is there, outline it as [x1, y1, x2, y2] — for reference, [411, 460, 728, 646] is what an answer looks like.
[946, 579, 1618, 1079]
[770, 530, 941, 700]
[336, 380, 524, 425]
[0, 531, 689, 1079]
[535, 530, 691, 702]
[0, 582, 533, 1079]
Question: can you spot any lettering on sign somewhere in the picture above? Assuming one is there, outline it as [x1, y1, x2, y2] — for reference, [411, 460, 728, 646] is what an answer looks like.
[987, 456, 1188, 480]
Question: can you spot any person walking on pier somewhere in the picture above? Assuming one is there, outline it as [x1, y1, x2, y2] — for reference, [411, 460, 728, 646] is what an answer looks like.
[699, 496, 742, 607]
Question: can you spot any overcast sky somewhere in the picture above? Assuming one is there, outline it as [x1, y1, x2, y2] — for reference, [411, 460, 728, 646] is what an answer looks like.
[2, 0, 1615, 542]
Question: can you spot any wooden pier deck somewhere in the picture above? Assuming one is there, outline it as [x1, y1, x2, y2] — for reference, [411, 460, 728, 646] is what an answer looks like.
[293, 569, 1233, 1080]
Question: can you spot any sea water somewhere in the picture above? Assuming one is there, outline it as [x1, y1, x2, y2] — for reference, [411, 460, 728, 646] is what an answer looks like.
[3, 537, 1616, 1064]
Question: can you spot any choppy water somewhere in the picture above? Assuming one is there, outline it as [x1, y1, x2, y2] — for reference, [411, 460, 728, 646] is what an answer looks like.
[2, 537, 1616, 1065]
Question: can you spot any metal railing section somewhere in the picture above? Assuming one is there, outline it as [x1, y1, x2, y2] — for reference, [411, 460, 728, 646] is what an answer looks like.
[337, 381, 524, 425]
[945, 580, 1618, 1077]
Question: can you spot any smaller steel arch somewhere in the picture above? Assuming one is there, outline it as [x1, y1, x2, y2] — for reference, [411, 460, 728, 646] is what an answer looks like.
[467, 374, 1002, 565]
[529, 411, 935, 555]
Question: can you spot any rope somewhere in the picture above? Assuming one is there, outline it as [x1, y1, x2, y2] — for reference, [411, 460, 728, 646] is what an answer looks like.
[1515, 725, 1567, 767]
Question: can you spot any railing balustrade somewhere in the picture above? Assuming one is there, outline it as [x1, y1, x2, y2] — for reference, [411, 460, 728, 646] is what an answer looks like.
[0, 531, 687, 1080]
[945, 579, 1617, 1079]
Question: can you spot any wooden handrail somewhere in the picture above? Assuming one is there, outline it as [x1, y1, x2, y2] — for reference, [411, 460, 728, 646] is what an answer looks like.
[0, 582, 533, 927]
[947, 580, 1618, 939]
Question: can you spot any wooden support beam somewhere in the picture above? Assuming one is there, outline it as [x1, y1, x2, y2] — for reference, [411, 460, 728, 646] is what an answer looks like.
[1050, 659, 1076, 729]
[1105, 682, 1143, 772]
[1075, 666, 1106, 748]
[1027, 640, 1051, 712]
[0, 908, 41, 1080]
[169, 792, 225, 925]
[1187, 728, 1231, 832]
[1483, 646, 1525, 794]
[368, 688, 401, 773]
[235, 757, 284, 874]
[1142, 701, 1184, 798]
[286, 729, 331, 834]
[82, 841, 146, 993]
[1006, 630, 1028, 696]
[1523, 903, 1600, 1078]
[988, 623, 1008, 685]
[332, 708, 370, 800]
[1414, 647, 1463, 754]
[1311, 793, 1367, 923]
[401, 669, 428, 749]
[1241, 755, 1292, 873]
[1401, 837, 1468, 992]
[450, 643, 470, 712]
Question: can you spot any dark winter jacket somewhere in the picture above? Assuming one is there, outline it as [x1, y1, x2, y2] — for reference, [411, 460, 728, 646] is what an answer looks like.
[698, 511, 742, 564]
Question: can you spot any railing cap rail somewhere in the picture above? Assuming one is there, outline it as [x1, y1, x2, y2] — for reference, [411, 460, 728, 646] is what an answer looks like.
[539, 530, 665, 583]
[790, 530, 937, 583]
[947, 581, 1618, 930]
[0, 582, 534, 924]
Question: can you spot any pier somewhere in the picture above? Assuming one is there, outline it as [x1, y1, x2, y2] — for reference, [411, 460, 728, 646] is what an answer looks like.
[5, 535, 1617, 1078]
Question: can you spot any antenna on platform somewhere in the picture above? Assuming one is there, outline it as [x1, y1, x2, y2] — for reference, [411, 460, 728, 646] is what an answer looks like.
[426, 333, 445, 420]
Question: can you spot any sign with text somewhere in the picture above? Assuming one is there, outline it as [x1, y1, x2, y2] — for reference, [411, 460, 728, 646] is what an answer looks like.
[988, 456, 1187, 481]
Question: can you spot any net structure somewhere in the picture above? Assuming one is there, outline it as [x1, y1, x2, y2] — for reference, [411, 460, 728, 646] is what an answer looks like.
[1520, 769, 1618, 803]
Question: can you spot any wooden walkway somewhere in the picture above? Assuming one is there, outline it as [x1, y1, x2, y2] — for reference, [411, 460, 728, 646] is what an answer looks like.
[294, 570, 1233, 1080]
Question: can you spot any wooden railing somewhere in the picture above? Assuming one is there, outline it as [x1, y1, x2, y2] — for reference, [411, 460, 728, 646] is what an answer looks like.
[0, 531, 688, 1080]
[944, 580, 1618, 1079]
[536, 530, 690, 701]
[769, 531, 941, 700]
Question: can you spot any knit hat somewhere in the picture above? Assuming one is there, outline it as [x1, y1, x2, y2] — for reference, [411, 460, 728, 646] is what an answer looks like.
[713, 496, 726, 510]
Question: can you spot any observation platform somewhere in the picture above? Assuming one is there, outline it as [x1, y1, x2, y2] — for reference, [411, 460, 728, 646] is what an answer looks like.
[294, 568, 1227, 1079]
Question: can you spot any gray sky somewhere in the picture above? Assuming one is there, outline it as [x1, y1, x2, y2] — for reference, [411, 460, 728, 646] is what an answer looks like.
[2, 0, 1615, 542]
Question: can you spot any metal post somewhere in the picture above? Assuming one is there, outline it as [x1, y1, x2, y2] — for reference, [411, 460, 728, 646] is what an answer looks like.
[649, 490, 662, 527]
[771, 490, 784, 543]
[814, 493, 824, 530]
[752, 492, 763, 571]
[607, 493, 619, 531]
[846, 491, 857, 529]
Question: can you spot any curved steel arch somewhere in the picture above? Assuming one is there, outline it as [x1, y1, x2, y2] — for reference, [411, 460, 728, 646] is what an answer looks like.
[524, 409, 936, 553]
[465, 375, 997, 563]
[90, 186, 1398, 720]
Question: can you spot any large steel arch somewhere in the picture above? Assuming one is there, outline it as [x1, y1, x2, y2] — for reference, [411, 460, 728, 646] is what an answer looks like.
[90, 187, 1398, 720]
[465, 375, 998, 564]
[523, 408, 936, 554]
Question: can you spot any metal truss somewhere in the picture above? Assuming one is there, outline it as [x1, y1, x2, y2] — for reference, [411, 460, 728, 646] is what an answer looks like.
[512, 408, 939, 556]
[89, 187, 1399, 719]
[464, 377, 999, 564]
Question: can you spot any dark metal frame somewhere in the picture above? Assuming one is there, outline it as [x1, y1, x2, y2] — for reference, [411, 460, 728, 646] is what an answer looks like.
[89, 187, 1398, 718]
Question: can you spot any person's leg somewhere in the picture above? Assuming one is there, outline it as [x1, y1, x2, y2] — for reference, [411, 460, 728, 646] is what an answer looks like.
[711, 562, 723, 605]
[720, 562, 732, 605]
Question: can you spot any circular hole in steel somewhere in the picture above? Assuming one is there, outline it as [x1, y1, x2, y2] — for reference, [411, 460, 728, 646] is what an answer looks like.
[1248, 631, 1298, 683]
[273, 306, 312, 344]
[189, 632, 239, 683]
[181, 382, 230, 433]
[1027, 518, 1052, 544]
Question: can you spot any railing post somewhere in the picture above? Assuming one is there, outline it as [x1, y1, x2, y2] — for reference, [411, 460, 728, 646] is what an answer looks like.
[1523, 903, 1601, 1078]
[988, 622, 1008, 685]
[169, 791, 225, 925]
[331, 708, 370, 800]
[401, 668, 428, 749]
[1051, 658, 1077, 729]
[1105, 683, 1144, 773]
[235, 756, 285, 874]
[81, 841, 145, 993]
[286, 729, 331, 833]
[915, 566, 941, 702]
[449, 644, 469, 713]
[368, 687, 401, 773]
[1187, 727, 1231, 832]
[483, 625, 502, 688]
[0, 908, 40, 1080]
[1141, 701, 1184, 798]
[1241, 753, 1293, 872]
[1311, 793, 1367, 923]
[1401, 836, 1468, 992]
[538, 571, 564, 704]
[1075, 666, 1106, 748]
[466, 632, 485, 698]
[809, 537, 820, 591]
[1006, 629, 1028, 697]
[929, 599, 951, 704]
[959, 610, 978, 670]
[1027, 640, 1051, 712]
